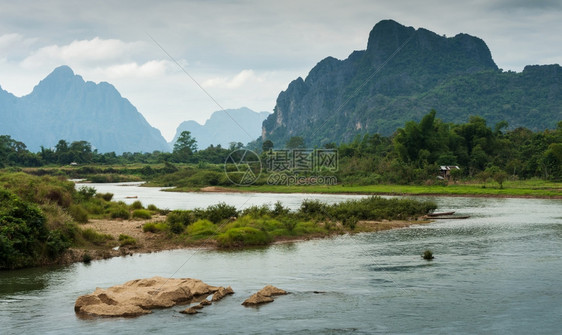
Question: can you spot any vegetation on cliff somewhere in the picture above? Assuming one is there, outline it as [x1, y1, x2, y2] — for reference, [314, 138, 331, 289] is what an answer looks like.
[262, 20, 562, 146]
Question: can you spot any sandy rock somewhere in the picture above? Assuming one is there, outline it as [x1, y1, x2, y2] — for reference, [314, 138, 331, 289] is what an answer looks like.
[242, 293, 274, 306]
[259, 285, 287, 296]
[211, 286, 234, 302]
[242, 285, 288, 306]
[191, 303, 204, 310]
[75, 276, 221, 317]
[180, 307, 199, 315]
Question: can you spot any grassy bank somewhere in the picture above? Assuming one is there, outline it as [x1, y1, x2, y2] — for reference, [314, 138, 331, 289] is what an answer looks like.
[205, 179, 562, 198]
[0, 172, 165, 269]
[140, 197, 437, 249]
[1, 171, 438, 269]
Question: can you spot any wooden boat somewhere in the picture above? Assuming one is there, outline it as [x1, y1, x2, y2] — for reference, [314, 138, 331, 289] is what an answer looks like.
[427, 211, 455, 217]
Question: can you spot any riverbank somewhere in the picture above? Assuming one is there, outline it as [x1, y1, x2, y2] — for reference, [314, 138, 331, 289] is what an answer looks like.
[58, 215, 432, 266]
[180, 181, 562, 199]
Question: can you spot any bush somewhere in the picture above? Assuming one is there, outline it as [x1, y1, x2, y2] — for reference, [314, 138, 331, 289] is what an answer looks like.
[186, 219, 217, 239]
[167, 210, 193, 225]
[118, 234, 137, 247]
[147, 204, 158, 212]
[216, 227, 272, 248]
[203, 202, 238, 224]
[282, 218, 298, 232]
[82, 253, 92, 264]
[96, 192, 114, 201]
[69, 204, 89, 223]
[110, 207, 130, 220]
[130, 200, 144, 210]
[46, 229, 71, 257]
[76, 186, 96, 201]
[299, 199, 329, 219]
[167, 210, 193, 234]
[329, 196, 437, 221]
[132, 209, 152, 220]
[0, 189, 48, 269]
[0, 173, 74, 207]
[81, 228, 113, 245]
[81, 197, 105, 215]
[272, 201, 290, 217]
[241, 205, 272, 217]
[142, 222, 168, 233]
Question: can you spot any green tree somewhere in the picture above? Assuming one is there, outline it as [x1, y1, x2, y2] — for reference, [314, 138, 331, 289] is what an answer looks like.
[262, 140, 274, 152]
[173, 131, 198, 162]
[69, 141, 93, 163]
[485, 166, 508, 189]
[286, 136, 305, 149]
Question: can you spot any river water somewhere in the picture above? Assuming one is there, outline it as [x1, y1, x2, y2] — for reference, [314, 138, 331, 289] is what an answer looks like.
[1, 183, 561, 334]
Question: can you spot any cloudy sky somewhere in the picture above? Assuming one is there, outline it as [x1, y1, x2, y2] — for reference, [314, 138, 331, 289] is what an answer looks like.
[1, 0, 561, 141]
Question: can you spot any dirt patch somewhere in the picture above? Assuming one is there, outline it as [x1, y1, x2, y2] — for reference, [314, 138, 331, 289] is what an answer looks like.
[81, 215, 171, 251]
[68, 216, 212, 264]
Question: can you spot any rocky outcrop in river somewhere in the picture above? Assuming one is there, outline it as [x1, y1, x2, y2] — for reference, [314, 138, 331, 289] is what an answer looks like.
[74, 276, 228, 317]
[242, 285, 288, 306]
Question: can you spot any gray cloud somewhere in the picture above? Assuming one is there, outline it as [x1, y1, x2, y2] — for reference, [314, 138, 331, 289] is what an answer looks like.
[1, 0, 561, 140]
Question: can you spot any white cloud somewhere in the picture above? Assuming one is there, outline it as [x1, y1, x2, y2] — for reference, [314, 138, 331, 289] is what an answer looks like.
[0, 33, 24, 49]
[2, 0, 562, 141]
[203, 69, 263, 89]
[20, 37, 144, 69]
[93, 60, 171, 79]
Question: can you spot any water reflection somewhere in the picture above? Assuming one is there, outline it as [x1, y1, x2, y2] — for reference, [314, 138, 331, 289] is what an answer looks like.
[0, 268, 50, 295]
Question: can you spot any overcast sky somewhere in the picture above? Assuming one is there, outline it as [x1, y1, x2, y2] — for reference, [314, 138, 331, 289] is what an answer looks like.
[1, 0, 561, 141]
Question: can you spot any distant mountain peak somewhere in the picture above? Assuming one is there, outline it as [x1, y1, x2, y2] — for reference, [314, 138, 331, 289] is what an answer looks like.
[51, 65, 75, 76]
[171, 107, 270, 149]
[0, 66, 170, 153]
[366, 19, 415, 52]
[262, 19, 559, 146]
[31, 65, 86, 97]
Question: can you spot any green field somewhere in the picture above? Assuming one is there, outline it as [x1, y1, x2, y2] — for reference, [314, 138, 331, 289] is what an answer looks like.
[219, 179, 562, 198]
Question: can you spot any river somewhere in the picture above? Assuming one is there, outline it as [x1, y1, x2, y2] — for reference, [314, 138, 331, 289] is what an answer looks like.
[1, 183, 561, 334]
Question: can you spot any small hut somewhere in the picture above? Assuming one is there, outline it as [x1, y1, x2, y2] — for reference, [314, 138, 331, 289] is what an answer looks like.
[439, 165, 460, 180]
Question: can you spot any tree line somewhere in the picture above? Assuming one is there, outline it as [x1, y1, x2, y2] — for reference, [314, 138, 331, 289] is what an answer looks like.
[333, 110, 562, 183]
[0, 131, 239, 168]
[1, 112, 561, 182]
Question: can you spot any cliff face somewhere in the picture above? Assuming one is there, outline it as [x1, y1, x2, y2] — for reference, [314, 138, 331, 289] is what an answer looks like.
[0, 66, 170, 153]
[262, 20, 560, 147]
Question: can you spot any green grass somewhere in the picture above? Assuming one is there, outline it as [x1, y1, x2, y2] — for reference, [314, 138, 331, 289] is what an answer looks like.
[81, 228, 114, 246]
[230, 180, 562, 198]
[142, 221, 168, 233]
[186, 219, 217, 239]
[118, 234, 137, 247]
[216, 227, 273, 248]
[132, 209, 152, 219]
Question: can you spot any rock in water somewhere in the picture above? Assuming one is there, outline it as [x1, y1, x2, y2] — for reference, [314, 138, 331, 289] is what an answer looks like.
[75, 276, 221, 317]
[242, 285, 288, 306]
[180, 307, 199, 315]
[211, 286, 234, 302]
